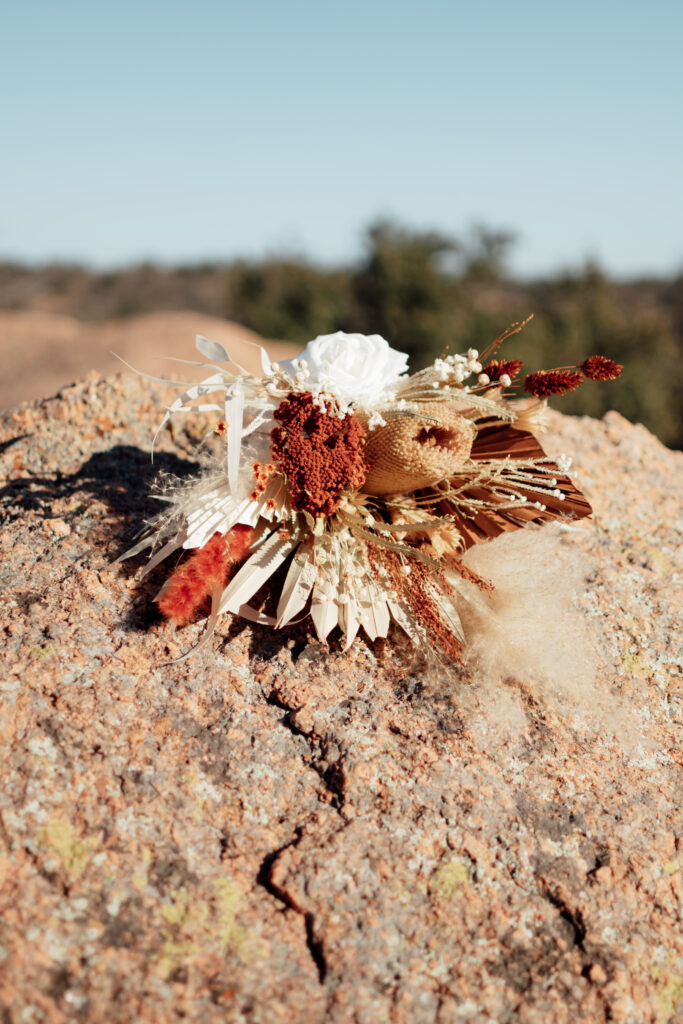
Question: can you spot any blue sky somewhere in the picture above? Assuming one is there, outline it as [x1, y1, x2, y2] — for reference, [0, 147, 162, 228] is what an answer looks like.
[2, 0, 682, 275]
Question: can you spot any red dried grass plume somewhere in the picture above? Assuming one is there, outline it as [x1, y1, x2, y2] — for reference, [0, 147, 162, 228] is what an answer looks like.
[157, 525, 254, 625]
[482, 358, 524, 383]
[581, 355, 623, 381]
[523, 370, 585, 399]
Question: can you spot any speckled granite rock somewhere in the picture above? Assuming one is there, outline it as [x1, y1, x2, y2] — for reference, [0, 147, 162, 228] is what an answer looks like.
[0, 374, 681, 1024]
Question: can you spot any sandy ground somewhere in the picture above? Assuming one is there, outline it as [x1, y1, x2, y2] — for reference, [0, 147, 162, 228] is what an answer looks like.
[0, 309, 299, 411]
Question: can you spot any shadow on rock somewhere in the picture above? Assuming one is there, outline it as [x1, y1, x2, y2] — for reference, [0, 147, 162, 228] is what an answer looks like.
[0, 443, 199, 560]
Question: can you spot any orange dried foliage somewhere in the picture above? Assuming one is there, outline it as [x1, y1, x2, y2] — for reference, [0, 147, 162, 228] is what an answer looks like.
[443, 555, 494, 594]
[249, 462, 276, 502]
[368, 546, 464, 663]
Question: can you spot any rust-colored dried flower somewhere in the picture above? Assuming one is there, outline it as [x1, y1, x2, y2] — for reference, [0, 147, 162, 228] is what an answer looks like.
[523, 370, 585, 398]
[368, 546, 464, 662]
[270, 392, 367, 516]
[156, 526, 254, 625]
[581, 356, 624, 381]
[482, 358, 524, 383]
[249, 461, 276, 502]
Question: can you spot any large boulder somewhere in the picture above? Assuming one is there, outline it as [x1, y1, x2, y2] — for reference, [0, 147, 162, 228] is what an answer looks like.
[1, 374, 681, 1023]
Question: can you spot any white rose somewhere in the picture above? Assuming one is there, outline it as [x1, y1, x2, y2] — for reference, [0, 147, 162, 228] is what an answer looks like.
[282, 331, 408, 408]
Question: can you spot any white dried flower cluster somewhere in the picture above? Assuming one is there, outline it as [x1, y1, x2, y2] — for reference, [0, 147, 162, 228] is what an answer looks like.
[264, 332, 409, 426]
[432, 348, 483, 385]
[263, 358, 351, 420]
[281, 331, 408, 411]
[308, 531, 391, 645]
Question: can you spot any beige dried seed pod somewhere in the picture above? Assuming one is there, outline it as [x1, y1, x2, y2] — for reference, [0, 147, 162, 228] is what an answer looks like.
[361, 403, 476, 496]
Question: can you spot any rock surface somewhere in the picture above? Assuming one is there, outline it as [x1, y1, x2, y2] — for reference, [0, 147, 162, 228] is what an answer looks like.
[0, 374, 681, 1024]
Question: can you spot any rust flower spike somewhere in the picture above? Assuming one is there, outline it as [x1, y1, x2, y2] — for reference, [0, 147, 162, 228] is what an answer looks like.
[523, 369, 585, 398]
[481, 359, 524, 383]
[581, 356, 624, 381]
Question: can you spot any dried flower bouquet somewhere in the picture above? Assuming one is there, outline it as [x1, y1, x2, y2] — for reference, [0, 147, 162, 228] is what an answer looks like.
[122, 324, 622, 661]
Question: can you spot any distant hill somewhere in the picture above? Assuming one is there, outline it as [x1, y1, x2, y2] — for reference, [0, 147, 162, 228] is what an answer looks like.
[0, 308, 298, 411]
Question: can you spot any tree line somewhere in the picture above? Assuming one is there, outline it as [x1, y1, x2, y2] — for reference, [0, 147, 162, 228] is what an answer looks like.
[1, 220, 681, 446]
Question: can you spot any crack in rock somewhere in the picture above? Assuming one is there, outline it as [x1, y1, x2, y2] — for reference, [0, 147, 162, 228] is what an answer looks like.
[540, 884, 614, 990]
[256, 831, 328, 985]
[542, 887, 587, 952]
[264, 688, 348, 816]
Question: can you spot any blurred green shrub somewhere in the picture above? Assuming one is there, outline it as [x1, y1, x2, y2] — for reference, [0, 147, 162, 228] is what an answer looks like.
[224, 222, 682, 446]
[226, 260, 352, 344]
